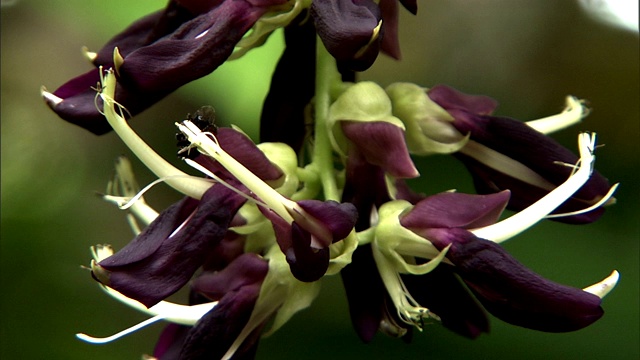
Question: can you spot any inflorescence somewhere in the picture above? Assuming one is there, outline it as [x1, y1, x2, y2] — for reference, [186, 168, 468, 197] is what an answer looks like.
[42, 1, 619, 359]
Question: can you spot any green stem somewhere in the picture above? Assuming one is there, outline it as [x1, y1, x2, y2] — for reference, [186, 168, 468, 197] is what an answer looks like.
[313, 38, 340, 201]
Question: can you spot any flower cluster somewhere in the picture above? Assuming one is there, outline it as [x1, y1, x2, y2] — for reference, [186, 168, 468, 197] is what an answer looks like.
[43, 1, 619, 359]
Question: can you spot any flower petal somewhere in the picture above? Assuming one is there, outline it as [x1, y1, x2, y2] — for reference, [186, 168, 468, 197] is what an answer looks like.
[93, 2, 196, 66]
[427, 84, 498, 116]
[400, 191, 510, 229]
[179, 284, 264, 360]
[452, 115, 611, 223]
[191, 127, 284, 186]
[341, 121, 419, 178]
[118, 1, 280, 92]
[399, 0, 417, 15]
[340, 245, 387, 342]
[153, 323, 190, 360]
[424, 228, 605, 332]
[260, 15, 316, 152]
[94, 184, 247, 307]
[43, 69, 171, 135]
[342, 149, 390, 224]
[261, 209, 329, 282]
[192, 253, 269, 301]
[379, 0, 401, 59]
[286, 222, 331, 282]
[311, 0, 382, 71]
[428, 85, 612, 223]
[296, 199, 358, 244]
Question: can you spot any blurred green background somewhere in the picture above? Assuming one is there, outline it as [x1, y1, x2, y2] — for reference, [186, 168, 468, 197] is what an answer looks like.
[1, 1, 638, 359]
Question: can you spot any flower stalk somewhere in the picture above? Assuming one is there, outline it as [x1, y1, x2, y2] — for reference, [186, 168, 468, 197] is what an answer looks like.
[312, 37, 341, 201]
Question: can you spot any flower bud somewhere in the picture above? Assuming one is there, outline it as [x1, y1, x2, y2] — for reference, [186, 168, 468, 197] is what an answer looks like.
[329, 81, 418, 178]
[387, 82, 469, 155]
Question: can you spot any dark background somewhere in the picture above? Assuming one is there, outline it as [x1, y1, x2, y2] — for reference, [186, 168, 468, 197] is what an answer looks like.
[2, 1, 638, 359]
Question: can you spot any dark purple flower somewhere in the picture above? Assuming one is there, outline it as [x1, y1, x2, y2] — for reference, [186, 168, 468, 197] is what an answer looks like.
[43, 0, 286, 134]
[398, 191, 606, 332]
[311, 0, 420, 69]
[428, 85, 612, 224]
[42, 67, 172, 135]
[91, 184, 247, 307]
[420, 227, 605, 332]
[296, 199, 359, 245]
[202, 231, 247, 272]
[177, 254, 269, 360]
[262, 200, 358, 282]
[177, 284, 265, 359]
[368, 192, 506, 339]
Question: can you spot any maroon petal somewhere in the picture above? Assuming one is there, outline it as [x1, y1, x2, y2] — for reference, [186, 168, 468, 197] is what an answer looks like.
[153, 323, 190, 360]
[296, 199, 358, 244]
[202, 232, 247, 272]
[428, 84, 498, 116]
[93, 1, 196, 66]
[400, 191, 510, 229]
[259, 209, 328, 282]
[379, 0, 401, 59]
[311, 0, 382, 71]
[341, 148, 391, 228]
[118, 1, 284, 92]
[45, 69, 114, 134]
[261, 200, 355, 282]
[399, 0, 418, 14]
[340, 245, 387, 342]
[453, 115, 611, 223]
[94, 184, 247, 307]
[175, 0, 225, 14]
[428, 85, 612, 223]
[179, 284, 265, 360]
[285, 222, 331, 282]
[217, 128, 283, 181]
[192, 253, 269, 301]
[456, 153, 605, 224]
[190, 127, 283, 185]
[341, 121, 419, 178]
[45, 68, 171, 135]
[260, 14, 316, 152]
[424, 228, 604, 332]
